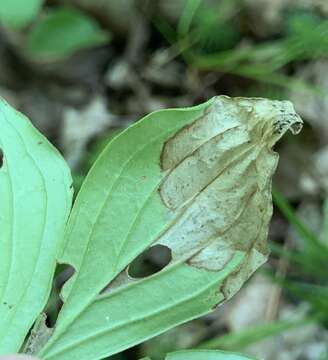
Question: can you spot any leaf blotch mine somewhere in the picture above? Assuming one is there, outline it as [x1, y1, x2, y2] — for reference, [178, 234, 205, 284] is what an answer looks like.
[156, 95, 303, 300]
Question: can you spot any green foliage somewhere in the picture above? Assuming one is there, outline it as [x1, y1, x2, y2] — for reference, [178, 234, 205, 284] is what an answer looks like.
[154, 2, 328, 94]
[176, 0, 240, 55]
[0, 1, 323, 358]
[188, 1, 240, 53]
[0, 0, 44, 28]
[26, 7, 111, 60]
[0, 98, 73, 353]
[192, 9, 328, 92]
[285, 11, 328, 59]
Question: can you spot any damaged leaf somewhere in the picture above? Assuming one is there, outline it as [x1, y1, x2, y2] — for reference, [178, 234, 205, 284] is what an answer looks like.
[0, 98, 73, 353]
[37, 96, 302, 360]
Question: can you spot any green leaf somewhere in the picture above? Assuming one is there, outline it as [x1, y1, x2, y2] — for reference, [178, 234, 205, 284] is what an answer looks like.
[38, 96, 302, 360]
[0, 98, 73, 353]
[166, 350, 255, 360]
[0, 0, 43, 28]
[26, 7, 111, 60]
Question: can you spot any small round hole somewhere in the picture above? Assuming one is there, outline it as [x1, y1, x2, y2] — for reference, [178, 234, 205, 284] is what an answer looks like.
[128, 245, 172, 279]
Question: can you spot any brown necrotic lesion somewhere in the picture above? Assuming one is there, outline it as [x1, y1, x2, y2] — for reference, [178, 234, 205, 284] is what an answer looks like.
[156, 95, 302, 280]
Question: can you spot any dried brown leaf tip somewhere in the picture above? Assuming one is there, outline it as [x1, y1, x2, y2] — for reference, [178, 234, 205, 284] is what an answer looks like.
[157, 96, 302, 298]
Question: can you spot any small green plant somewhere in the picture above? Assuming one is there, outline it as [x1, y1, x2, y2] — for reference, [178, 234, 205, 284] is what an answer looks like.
[0, 96, 302, 360]
[0, 1, 111, 61]
[26, 7, 110, 61]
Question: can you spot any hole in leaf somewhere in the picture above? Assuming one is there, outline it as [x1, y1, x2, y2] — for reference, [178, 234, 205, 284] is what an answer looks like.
[128, 245, 172, 279]
[43, 263, 75, 326]
[0, 148, 3, 168]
